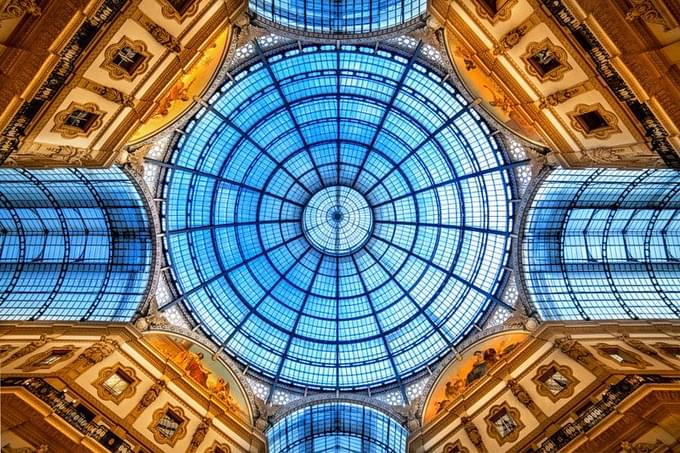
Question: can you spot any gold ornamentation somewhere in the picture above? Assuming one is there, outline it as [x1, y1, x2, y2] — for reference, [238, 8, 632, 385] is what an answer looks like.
[443, 440, 469, 453]
[101, 37, 151, 81]
[507, 379, 546, 421]
[51, 102, 105, 139]
[567, 103, 621, 140]
[126, 379, 166, 422]
[137, 14, 181, 52]
[93, 363, 140, 404]
[157, 0, 199, 22]
[148, 403, 188, 447]
[18, 345, 78, 372]
[521, 39, 572, 82]
[473, 0, 518, 24]
[496, 23, 529, 53]
[554, 337, 600, 368]
[653, 343, 680, 362]
[1, 444, 48, 453]
[461, 416, 487, 453]
[532, 361, 578, 402]
[81, 79, 134, 107]
[539, 84, 588, 109]
[1, 335, 49, 366]
[594, 343, 649, 369]
[66, 336, 119, 375]
[188, 417, 210, 452]
[0, 0, 41, 21]
[625, 0, 670, 30]
[206, 442, 231, 453]
[484, 403, 525, 446]
[621, 440, 668, 452]
[0, 344, 17, 359]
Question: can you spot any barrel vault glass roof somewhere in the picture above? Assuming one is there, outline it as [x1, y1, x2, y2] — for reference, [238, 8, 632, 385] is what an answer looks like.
[249, 0, 427, 36]
[523, 168, 680, 321]
[0, 167, 153, 322]
[267, 402, 407, 453]
[161, 41, 515, 392]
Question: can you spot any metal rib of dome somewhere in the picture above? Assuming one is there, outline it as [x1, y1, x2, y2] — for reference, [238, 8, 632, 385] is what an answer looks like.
[161, 42, 514, 391]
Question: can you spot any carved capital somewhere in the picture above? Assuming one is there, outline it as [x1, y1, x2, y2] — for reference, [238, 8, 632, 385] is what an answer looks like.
[625, 0, 670, 30]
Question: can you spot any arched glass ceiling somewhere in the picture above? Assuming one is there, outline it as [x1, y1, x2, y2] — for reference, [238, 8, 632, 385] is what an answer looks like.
[249, 0, 426, 36]
[161, 42, 514, 391]
[268, 402, 407, 453]
[0, 167, 153, 321]
[522, 168, 680, 321]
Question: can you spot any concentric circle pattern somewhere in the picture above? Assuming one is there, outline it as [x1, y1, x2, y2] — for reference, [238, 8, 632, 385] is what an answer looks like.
[163, 43, 514, 391]
[302, 186, 373, 256]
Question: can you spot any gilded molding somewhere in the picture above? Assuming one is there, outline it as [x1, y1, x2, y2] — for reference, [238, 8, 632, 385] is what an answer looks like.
[93, 363, 140, 404]
[0, 0, 40, 21]
[18, 345, 78, 372]
[443, 440, 469, 453]
[567, 103, 621, 140]
[594, 343, 650, 369]
[148, 402, 188, 447]
[521, 38, 572, 82]
[51, 102, 105, 139]
[625, 0, 671, 30]
[80, 79, 135, 107]
[0, 336, 48, 366]
[157, 0, 199, 22]
[101, 36, 152, 81]
[531, 361, 578, 403]
[473, 0, 518, 24]
[484, 402, 525, 446]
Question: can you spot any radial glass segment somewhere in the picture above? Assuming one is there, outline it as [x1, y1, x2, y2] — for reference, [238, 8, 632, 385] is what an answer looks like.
[162, 43, 514, 391]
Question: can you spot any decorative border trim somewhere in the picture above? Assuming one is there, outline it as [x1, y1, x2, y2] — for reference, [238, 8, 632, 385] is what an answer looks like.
[148, 402, 188, 447]
[157, 0, 199, 22]
[532, 361, 578, 402]
[101, 36, 151, 81]
[484, 402, 525, 446]
[539, 0, 680, 166]
[444, 440, 470, 453]
[93, 363, 140, 404]
[567, 103, 621, 140]
[51, 102, 105, 139]
[474, 0, 519, 24]
[206, 441, 232, 453]
[18, 345, 78, 372]
[521, 38, 572, 82]
[594, 343, 649, 369]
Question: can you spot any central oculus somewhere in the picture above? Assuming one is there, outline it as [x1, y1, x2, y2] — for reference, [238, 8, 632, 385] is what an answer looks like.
[302, 185, 373, 256]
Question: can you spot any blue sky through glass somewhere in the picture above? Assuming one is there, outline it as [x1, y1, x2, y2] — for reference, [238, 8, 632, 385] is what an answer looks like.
[162, 43, 514, 391]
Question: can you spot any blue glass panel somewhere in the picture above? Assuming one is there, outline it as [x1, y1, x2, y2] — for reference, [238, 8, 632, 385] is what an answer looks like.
[250, 0, 426, 36]
[523, 168, 680, 321]
[163, 44, 513, 390]
[268, 402, 407, 453]
[0, 167, 153, 321]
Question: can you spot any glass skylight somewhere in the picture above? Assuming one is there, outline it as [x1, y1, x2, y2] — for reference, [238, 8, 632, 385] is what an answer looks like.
[267, 402, 407, 453]
[249, 0, 426, 36]
[0, 167, 153, 321]
[523, 168, 680, 321]
[162, 42, 514, 391]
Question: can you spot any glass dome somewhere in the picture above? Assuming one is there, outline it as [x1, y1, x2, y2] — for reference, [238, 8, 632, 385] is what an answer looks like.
[162, 42, 514, 391]
[249, 0, 426, 37]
